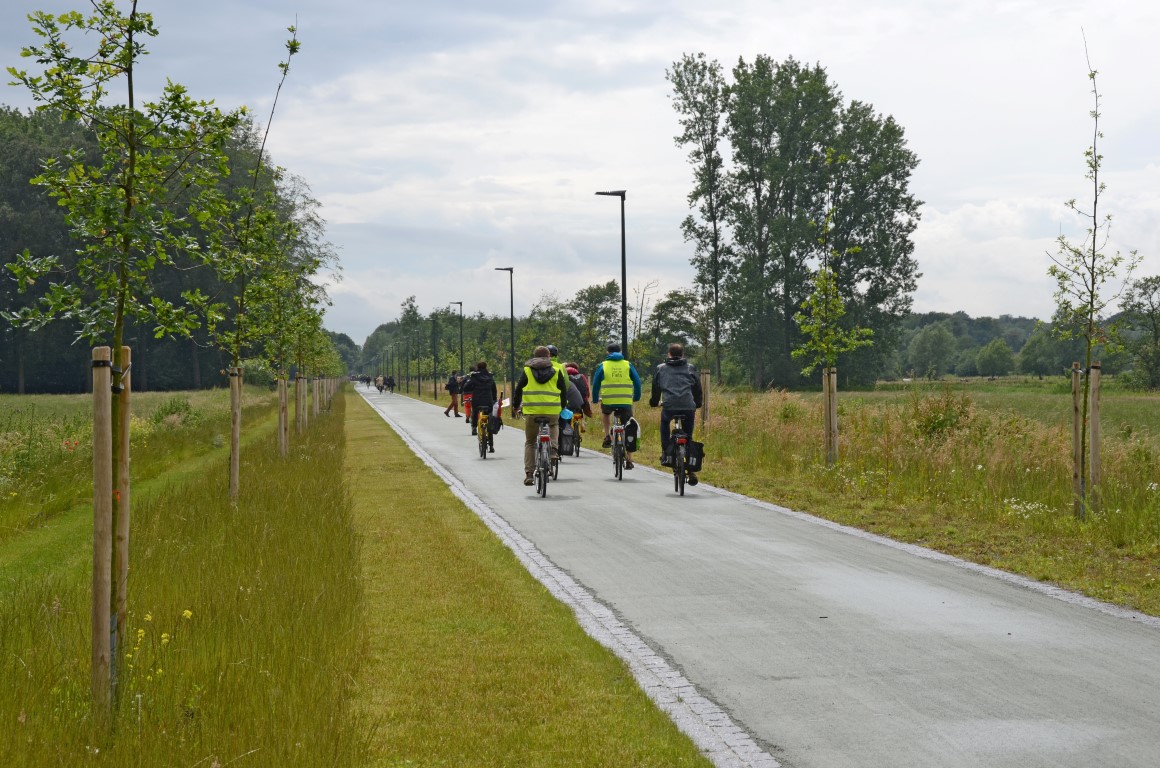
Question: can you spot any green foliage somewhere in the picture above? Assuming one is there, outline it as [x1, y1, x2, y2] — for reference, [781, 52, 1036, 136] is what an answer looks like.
[975, 338, 1015, 377]
[149, 395, 202, 428]
[1120, 275, 1160, 389]
[793, 265, 873, 375]
[909, 388, 974, 438]
[908, 322, 955, 379]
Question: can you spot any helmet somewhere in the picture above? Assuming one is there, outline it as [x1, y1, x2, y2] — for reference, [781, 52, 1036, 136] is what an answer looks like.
[547, 344, 559, 357]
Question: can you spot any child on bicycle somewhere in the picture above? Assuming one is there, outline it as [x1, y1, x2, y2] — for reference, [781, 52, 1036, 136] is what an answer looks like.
[462, 361, 497, 448]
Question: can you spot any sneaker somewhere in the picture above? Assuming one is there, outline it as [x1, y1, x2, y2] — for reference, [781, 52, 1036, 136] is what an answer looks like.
[523, 475, 534, 486]
[687, 473, 699, 486]
[471, 429, 477, 436]
[602, 436, 612, 448]
[489, 446, 495, 453]
[625, 460, 634, 470]
[444, 411, 450, 417]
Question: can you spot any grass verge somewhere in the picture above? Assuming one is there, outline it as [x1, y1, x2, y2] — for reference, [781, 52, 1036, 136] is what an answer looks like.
[1, 391, 367, 767]
[345, 394, 712, 767]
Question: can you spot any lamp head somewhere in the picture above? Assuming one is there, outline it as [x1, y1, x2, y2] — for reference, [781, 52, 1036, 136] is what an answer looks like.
[595, 190, 626, 199]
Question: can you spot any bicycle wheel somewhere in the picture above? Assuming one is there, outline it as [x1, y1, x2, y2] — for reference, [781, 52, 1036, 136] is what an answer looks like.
[478, 420, 488, 459]
[613, 436, 623, 481]
[537, 445, 549, 497]
[674, 446, 686, 496]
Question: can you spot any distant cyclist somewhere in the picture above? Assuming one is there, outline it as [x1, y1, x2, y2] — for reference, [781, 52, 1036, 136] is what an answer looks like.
[512, 345, 568, 486]
[649, 342, 703, 485]
[591, 343, 641, 469]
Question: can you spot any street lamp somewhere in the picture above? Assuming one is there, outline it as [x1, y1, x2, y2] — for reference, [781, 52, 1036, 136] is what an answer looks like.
[595, 189, 628, 352]
[494, 267, 515, 390]
[450, 301, 464, 375]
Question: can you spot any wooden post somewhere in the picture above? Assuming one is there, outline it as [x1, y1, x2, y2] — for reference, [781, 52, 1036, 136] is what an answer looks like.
[313, 376, 320, 418]
[114, 346, 131, 695]
[826, 367, 839, 465]
[91, 347, 113, 716]
[1090, 361, 1101, 514]
[229, 367, 242, 504]
[699, 371, 710, 436]
[301, 373, 310, 431]
[1072, 362, 1083, 519]
[278, 377, 289, 457]
[295, 376, 304, 434]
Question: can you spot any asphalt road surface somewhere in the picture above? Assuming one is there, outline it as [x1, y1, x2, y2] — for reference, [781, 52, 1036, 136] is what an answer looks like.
[360, 387, 1160, 768]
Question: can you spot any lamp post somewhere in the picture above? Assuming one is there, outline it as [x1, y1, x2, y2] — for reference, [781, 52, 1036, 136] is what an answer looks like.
[450, 301, 464, 375]
[494, 267, 515, 390]
[595, 189, 628, 352]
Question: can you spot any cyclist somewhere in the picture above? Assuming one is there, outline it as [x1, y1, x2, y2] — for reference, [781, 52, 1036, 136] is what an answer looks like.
[591, 343, 641, 469]
[565, 361, 593, 417]
[512, 345, 568, 486]
[461, 360, 497, 448]
[649, 342, 703, 485]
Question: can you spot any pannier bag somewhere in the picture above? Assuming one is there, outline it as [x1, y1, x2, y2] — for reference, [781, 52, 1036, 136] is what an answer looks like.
[558, 423, 576, 455]
[685, 440, 705, 472]
[625, 417, 640, 453]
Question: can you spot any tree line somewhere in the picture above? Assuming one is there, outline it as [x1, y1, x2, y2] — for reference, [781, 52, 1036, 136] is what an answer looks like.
[0, 104, 340, 392]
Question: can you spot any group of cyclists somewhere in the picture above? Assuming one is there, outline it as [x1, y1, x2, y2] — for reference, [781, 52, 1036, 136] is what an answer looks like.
[487, 340, 703, 489]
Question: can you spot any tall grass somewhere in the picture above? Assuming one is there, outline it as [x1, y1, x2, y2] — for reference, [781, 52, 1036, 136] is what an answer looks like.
[0, 389, 276, 545]
[0, 393, 367, 767]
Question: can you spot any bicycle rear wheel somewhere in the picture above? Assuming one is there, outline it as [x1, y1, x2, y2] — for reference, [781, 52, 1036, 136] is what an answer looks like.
[613, 439, 623, 480]
[537, 446, 549, 497]
[674, 446, 686, 496]
[478, 421, 488, 458]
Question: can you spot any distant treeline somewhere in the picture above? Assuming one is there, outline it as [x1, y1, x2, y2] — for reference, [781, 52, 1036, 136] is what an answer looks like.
[0, 105, 338, 394]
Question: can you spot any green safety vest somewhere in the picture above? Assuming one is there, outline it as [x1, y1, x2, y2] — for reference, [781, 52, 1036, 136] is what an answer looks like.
[521, 366, 562, 414]
[599, 359, 633, 406]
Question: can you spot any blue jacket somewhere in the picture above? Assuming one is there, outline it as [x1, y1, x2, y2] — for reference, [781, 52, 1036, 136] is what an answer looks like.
[591, 353, 642, 403]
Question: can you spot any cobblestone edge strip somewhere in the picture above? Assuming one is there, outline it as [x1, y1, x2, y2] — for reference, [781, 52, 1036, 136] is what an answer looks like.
[363, 394, 780, 768]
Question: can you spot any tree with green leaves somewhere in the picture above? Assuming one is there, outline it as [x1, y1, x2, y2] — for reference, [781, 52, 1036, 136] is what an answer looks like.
[1120, 275, 1160, 390]
[6, 0, 242, 713]
[975, 338, 1015, 377]
[667, 52, 730, 379]
[1047, 51, 1139, 516]
[908, 322, 955, 379]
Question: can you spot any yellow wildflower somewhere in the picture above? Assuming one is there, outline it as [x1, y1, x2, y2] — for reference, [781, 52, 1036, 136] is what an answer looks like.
[182, 610, 193, 620]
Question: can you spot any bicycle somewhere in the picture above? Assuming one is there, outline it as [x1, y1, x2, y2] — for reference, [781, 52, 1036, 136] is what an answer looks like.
[570, 412, 584, 456]
[668, 415, 690, 496]
[533, 416, 553, 497]
[477, 411, 491, 459]
[610, 409, 626, 481]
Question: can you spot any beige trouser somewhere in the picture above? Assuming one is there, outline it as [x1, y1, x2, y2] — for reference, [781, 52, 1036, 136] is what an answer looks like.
[523, 414, 559, 476]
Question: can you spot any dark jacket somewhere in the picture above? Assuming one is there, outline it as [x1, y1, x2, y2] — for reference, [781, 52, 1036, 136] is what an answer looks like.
[461, 370, 497, 409]
[446, 374, 461, 394]
[512, 356, 567, 412]
[649, 357, 702, 410]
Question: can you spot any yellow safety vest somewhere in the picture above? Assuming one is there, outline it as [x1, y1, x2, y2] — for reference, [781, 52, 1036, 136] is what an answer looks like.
[599, 359, 633, 406]
[521, 366, 562, 414]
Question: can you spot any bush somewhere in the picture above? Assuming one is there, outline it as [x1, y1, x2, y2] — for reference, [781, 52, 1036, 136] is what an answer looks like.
[150, 395, 202, 428]
[910, 388, 973, 438]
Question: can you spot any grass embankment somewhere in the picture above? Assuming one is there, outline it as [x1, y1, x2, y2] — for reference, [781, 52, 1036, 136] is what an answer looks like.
[2, 386, 713, 767]
[1, 389, 368, 767]
[345, 395, 711, 767]
[627, 381, 1160, 616]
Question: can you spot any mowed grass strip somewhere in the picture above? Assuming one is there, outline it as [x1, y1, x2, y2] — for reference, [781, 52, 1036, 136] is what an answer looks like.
[345, 395, 712, 767]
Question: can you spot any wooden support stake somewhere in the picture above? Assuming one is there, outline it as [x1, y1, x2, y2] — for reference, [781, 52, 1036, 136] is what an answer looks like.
[1090, 361, 1101, 515]
[91, 347, 113, 716]
[114, 346, 131, 695]
[278, 378, 289, 457]
[1072, 362, 1083, 519]
[826, 367, 839, 465]
[313, 376, 320, 418]
[229, 367, 242, 503]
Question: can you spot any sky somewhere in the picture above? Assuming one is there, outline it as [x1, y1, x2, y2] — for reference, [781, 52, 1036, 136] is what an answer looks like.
[3, 0, 1160, 347]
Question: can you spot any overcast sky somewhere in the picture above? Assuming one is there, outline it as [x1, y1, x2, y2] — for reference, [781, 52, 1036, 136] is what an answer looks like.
[4, 0, 1159, 346]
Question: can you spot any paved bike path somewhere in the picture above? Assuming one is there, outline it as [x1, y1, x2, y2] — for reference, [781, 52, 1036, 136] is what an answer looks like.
[360, 388, 1160, 768]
